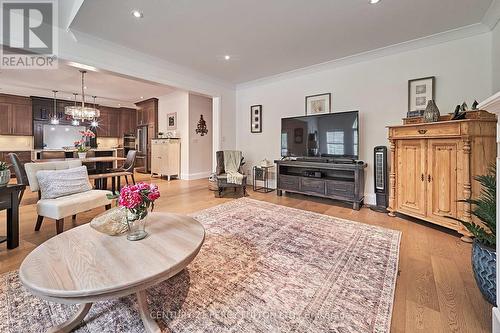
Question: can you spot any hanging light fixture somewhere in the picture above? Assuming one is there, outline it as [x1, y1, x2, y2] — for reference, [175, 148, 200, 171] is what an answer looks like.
[90, 96, 99, 127]
[71, 93, 80, 126]
[50, 90, 59, 124]
[64, 70, 100, 120]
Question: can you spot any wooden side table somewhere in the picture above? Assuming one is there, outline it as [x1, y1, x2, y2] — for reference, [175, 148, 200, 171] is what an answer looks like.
[0, 184, 24, 249]
[253, 165, 274, 193]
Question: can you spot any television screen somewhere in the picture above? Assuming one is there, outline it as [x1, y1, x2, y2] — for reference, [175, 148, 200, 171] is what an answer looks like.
[281, 111, 359, 159]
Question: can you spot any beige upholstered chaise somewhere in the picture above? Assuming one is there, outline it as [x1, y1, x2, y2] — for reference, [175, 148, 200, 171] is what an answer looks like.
[24, 160, 112, 234]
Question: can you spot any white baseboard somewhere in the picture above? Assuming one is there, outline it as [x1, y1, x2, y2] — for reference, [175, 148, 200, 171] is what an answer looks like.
[493, 307, 500, 333]
[181, 171, 212, 180]
[364, 193, 376, 206]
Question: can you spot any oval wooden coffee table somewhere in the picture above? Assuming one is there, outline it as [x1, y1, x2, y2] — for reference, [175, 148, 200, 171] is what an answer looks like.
[19, 212, 205, 333]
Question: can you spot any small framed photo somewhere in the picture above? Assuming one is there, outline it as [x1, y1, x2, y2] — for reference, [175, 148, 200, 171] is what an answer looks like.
[305, 93, 331, 115]
[251, 105, 262, 133]
[167, 112, 177, 130]
[408, 76, 435, 113]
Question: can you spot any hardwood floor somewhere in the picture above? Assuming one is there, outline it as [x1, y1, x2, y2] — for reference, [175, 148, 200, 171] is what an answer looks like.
[0, 173, 492, 332]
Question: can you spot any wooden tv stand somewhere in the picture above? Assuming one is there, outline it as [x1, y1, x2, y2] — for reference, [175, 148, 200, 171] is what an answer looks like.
[275, 160, 367, 210]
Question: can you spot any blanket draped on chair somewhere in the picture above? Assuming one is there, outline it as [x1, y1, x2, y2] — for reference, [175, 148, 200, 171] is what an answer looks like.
[223, 151, 244, 185]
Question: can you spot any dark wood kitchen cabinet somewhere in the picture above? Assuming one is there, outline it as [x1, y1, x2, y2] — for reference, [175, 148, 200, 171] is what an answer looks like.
[119, 108, 137, 135]
[0, 94, 32, 135]
[135, 98, 158, 127]
[97, 106, 131, 138]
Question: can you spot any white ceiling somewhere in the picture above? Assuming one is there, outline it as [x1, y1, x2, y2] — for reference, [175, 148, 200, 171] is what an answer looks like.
[69, 0, 494, 84]
[0, 62, 177, 108]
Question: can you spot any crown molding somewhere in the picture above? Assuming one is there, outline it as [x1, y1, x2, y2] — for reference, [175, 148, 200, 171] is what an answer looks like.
[478, 90, 500, 114]
[236, 23, 490, 90]
[482, 0, 500, 30]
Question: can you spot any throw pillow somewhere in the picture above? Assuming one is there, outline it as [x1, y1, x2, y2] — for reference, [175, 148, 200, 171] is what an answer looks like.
[36, 166, 92, 199]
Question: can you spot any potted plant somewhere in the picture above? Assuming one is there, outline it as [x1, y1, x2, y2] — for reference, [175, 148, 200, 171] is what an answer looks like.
[0, 161, 10, 187]
[118, 182, 160, 241]
[74, 129, 96, 158]
[450, 166, 496, 305]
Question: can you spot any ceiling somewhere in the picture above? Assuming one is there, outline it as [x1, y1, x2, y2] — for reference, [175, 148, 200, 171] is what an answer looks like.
[69, 0, 494, 84]
[0, 62, 177, 108]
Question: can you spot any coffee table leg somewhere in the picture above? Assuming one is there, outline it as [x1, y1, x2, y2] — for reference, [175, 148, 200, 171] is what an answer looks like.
[137, 290, 161, 333]
[47, 303, 92, 333]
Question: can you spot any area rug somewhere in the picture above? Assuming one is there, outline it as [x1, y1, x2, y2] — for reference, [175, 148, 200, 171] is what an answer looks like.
[0, 198, 401, 333]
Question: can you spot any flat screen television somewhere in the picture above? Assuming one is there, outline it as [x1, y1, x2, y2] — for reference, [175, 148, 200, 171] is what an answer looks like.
[281, 111, 359, 160]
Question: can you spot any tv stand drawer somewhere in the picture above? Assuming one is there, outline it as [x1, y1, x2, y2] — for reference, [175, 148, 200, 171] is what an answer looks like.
[326, 180, 355, 199]
[300, 178, 325, 195]
[279, 175, 299, 191]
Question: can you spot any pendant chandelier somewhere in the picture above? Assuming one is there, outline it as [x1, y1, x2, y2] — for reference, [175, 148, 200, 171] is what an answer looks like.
[50, 90, 59, 124]
[64, 70, 100, 120]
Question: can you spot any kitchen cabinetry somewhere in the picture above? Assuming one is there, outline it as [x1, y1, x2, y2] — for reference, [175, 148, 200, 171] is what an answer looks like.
[135, 98, 158, 173]
[136, 98, 158, 127]
[0, 94, 32, 135]
[97, 106, 136, 138]
[388, 118, 496, 236]
[119, 108, 137, 135]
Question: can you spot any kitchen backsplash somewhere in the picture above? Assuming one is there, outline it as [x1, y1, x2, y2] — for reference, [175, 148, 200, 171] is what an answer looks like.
[0, 135, 33, 150]
[97, 137, 121, 148]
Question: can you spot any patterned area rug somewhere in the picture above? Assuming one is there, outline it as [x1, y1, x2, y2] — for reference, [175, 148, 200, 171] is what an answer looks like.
[0, 198, 401, 333]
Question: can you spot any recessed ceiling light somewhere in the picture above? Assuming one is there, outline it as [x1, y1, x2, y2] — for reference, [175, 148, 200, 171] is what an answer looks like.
[370, 0, 380, 3]
[84, 86, 87, 90]
[118, 103, 121, 106]
[140, 96, 144, 99]
[132, 10, 143, 18]
[224, 55, 231, 60]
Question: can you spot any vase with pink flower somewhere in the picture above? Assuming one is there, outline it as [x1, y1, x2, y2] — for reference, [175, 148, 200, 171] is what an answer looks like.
[118, 182, 161, 241]
[74, 129, 96, 159]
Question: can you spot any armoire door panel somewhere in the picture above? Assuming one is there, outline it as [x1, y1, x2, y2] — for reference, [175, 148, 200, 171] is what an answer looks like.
[396, 140, 426, 216]
[427, 139, 458, 227]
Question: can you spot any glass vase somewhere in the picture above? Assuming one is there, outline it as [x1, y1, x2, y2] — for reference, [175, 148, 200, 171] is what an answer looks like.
[126, 209, 149, 241]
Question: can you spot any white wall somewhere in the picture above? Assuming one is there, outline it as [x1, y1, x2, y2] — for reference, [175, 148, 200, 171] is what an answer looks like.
[189, 94, 213, 178]
[158, 91, 214, 180]
[236, 34, 492, 204]
[158, 91, 189, 178]
[493, 23, 500, 93]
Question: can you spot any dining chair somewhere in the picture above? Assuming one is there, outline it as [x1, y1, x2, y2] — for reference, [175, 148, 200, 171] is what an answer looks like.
[8, 153, 29, 202]
[109, 150, 137, 185]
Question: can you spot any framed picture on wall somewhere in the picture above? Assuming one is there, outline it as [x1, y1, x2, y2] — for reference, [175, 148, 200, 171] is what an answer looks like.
[167, 112, 177, 130]
[251, 105, 262, 133]
[408, 76, 435, 114]
[305, 93, 331, 115]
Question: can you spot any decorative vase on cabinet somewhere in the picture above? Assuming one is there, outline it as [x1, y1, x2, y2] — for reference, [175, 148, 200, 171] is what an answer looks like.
[423, 100, 440, 123]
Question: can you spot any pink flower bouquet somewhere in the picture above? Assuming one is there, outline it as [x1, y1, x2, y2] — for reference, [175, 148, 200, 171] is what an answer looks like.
[118, 182, 160, 219]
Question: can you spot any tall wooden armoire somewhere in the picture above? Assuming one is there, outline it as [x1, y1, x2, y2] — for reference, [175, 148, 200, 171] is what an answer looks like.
[387, 113, 496, 237]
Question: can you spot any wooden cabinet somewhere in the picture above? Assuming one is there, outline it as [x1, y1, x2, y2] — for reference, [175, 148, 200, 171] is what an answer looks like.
[135, 98, 158, 173]
[0, 94, 32, 135]
[388, 118, 497, 236]
[151, 139, 180, 180]
[396, 139, 427, 217]
[96, 107, 136, 138]
[135, 98, 158, 127]
[276, 160, 366, 210]
[119, 108, 136, 135]
[0, 103, 11, 135]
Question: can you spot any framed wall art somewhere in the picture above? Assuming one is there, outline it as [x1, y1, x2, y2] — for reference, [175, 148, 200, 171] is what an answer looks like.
[167, 112, 177, 130]
[251, 105, 262, 133]
[408, 76, 435, 115]
[305, 93, 331, 115]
